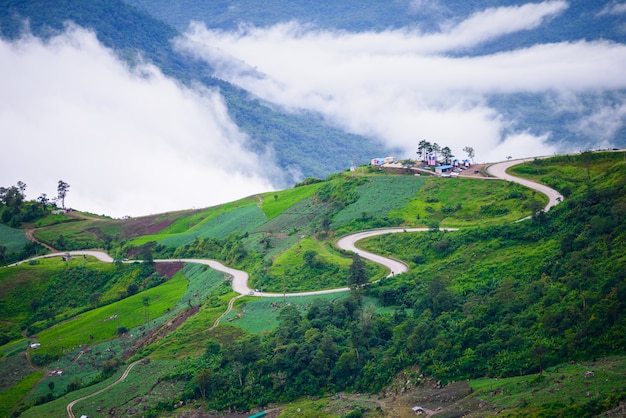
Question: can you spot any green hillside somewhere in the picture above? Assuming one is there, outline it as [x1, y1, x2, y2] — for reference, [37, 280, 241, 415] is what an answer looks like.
[0, 152, 625, 417]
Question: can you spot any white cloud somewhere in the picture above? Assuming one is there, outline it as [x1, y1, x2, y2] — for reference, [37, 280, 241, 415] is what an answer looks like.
[598, 2, 626, 16]
[575, 99, 626, 144]
[0, 25, 276, 218]
[176, 1, 626, 163]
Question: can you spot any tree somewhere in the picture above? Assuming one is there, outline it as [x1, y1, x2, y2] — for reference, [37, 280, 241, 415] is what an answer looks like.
[127, 283, 139, 296]
[37, 193, 49, 209]
[195, 369, 212, 399]
[417, 140, 433, 162]
[441, 146, 454, 164]
[143, 296, 150, 322]
[348, 254, 368, 290]
[463, 146, 475, 162]
[57, 180, 70, 209]
[431, 143, 441, 162]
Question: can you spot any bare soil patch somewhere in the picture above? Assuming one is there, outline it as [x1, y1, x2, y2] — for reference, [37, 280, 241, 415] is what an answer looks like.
[123, 306, 199, 360]
[155, 261, 184, 278]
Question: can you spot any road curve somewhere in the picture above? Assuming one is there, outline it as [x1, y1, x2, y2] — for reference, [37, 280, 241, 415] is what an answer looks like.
[6, 159, 563, 299]
[487, 158, 564, 212]
[66, 360, 141, 418]
[335, 228, 458, 277]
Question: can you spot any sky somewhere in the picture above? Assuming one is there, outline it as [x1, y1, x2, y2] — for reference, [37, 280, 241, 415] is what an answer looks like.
[2, 0, 626, 218]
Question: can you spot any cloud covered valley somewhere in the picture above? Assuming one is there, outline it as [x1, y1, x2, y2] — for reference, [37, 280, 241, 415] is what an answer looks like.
[2, 0, 626, 217]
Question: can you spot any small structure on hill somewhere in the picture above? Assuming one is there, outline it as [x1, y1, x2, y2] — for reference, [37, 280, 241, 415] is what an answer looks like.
[371, 156, 395, 166]
[435, 164, 454, 175]
[412, 406, 425, 414]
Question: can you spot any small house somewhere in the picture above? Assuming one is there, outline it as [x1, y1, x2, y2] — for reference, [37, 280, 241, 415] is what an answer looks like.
[435, 164, 453, 175]
[463, 159, 471, 168]
[30, 343, 41, 349]
[412, 406, 425, 414]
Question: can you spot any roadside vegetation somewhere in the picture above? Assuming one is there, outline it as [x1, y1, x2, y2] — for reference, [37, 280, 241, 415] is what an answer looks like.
[0, 151, 625, 416]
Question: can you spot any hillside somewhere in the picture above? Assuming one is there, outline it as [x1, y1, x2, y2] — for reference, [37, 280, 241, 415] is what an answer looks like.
[1, 152, 625, 416]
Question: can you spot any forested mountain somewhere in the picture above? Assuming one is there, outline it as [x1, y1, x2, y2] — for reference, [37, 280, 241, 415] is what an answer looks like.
[0, 0, 389, 187]
[126, 0, 626, 153]
[127, 0, 626, 46]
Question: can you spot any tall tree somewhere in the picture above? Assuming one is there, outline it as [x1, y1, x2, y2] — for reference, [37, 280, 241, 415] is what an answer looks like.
[431, 143, 441, 162]
[417, 140, 432, 162]
[463, 146, 475, 162]
[348, 254, 368, 290]
[441, 146, 454, 164]
[37, 193, 49, 209]
[57, 180, 70, 209]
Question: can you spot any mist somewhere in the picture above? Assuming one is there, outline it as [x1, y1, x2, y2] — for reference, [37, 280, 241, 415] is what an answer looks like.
[0, 25, 276, 218]
[176, 0, 626, 163]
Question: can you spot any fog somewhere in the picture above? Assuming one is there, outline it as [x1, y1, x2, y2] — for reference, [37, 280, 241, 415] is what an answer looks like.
[0, 25, 276, 218]
[2, 1, 626, 217]
[176, 0, 626, 162]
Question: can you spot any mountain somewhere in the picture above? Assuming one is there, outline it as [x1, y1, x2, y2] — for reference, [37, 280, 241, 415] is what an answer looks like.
[1, 152, 625, 416]
[126, 0, 626, 153]
[0, 0, 391, 188]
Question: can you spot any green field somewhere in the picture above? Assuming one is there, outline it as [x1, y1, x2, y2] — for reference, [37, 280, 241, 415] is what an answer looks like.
[470, 356, 626, 415]
[34, 272, 187, 359]
[0, 223, 30, 252]
[261, 182, 323, 220]
[393, 177, 546, 226]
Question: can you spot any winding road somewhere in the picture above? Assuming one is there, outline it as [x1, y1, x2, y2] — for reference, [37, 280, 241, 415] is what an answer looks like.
[7, 158, 563, 417]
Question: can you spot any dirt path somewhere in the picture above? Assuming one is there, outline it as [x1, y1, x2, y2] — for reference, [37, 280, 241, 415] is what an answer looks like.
[66, 360, 141, 418]
[24, 227, 57, 252]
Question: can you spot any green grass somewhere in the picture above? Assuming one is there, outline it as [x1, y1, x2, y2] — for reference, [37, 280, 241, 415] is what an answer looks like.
[332, 175, 427, 228]
[0, 258, 68, 324]
[223, 292, 350, 333]
[261, 182, 323, 220]
[0, 338, 29, 358]
[149, 292, 241, 359]
[155, 200, 267, 247]
[270, 237, 351, 276]
[393, 177, 546, 227]
[508, 151, 626, 196]
[221, 294, 397, 334]
[469, 356, 626, 414]
[21, 359, 183, 418]
[0, 223, 30, 252]
[0, 369, 45, 417]
[34, 272, 187, 359]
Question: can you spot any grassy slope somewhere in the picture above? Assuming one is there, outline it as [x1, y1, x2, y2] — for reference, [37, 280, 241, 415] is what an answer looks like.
[0, 224, 30, 252]
[34, 272, 187, 358]
[2, 154, 624, 416]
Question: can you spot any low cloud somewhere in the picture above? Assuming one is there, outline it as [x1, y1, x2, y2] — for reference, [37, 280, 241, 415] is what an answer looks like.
[177, 0, 626, 163]
[0, 25, 276, 218]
